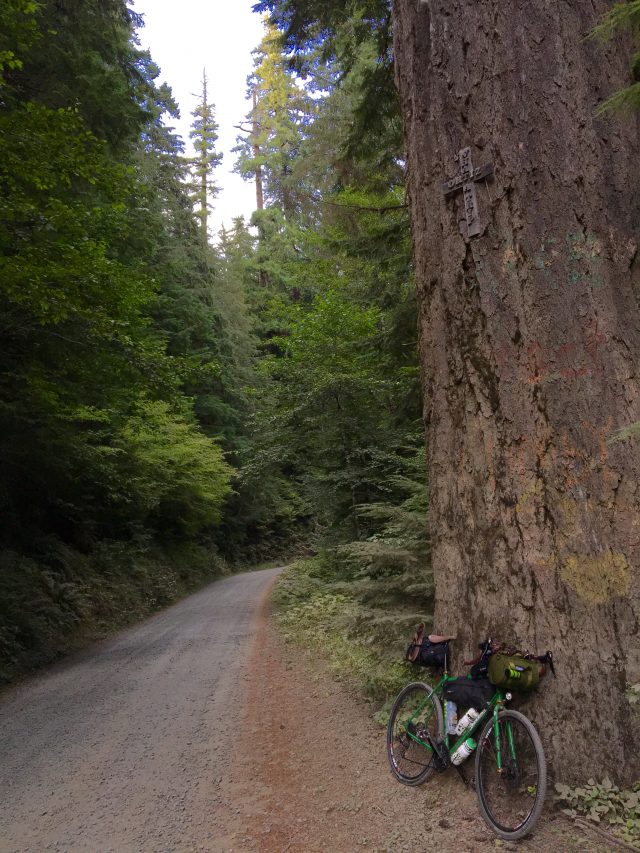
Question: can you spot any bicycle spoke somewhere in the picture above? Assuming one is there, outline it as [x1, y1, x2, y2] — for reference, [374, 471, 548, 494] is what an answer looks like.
[387, 683, 443, 786]
[476, 711, 546, 839]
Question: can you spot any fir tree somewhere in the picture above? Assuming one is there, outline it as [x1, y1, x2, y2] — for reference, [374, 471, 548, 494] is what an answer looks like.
[235, 23, 307, 217]
[189, 68, 222, 239]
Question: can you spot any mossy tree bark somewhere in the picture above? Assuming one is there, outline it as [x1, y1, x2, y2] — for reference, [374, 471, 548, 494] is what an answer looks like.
[392, 0, 640, 782]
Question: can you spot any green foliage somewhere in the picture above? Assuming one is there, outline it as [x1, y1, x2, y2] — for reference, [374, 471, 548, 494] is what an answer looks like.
[596, 81, 640, 113]
[253, 278, 416, 540]
[0, 0, 244, 678]
[590, 1, 640, 113]
[223, 13, 425, 574]
[273, 557, 419, 704]
[1, 0, 428, 680]
[0, 0, 39, 82]
[234, 10, 433, 729]
[591, 0, 640, 40]
[115, 400, 233, 534]
[335, 442, 431, 609]
[0, 102, 153, 330]
[555, 778, 640, 848]
[189, 69, 223, 234]
[235, 22, 309, 214]
[0, 539, 228, 681]
[252, 0, 391, 74]
[253, 0, 397, 164]
[15, 0, 147, 148]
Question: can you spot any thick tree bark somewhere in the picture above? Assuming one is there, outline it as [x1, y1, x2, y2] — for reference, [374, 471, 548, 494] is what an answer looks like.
[393, 0, 640, 782]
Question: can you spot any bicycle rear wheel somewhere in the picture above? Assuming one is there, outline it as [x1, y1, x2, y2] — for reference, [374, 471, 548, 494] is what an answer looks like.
[387, 681, 444, 786]
[475, 709, 547, 840]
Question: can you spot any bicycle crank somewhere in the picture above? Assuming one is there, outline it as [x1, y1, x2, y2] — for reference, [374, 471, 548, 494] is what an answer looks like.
[430, 738, 450, 773]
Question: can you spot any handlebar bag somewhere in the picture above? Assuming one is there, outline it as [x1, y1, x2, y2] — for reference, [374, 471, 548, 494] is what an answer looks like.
[488, 653, 540, 691]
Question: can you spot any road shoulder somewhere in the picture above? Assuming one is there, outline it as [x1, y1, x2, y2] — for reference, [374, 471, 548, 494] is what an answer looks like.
[218, 593, 601, 852]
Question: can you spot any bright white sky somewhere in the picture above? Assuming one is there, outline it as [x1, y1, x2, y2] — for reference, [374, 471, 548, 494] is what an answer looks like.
[133, 0, 265, 237]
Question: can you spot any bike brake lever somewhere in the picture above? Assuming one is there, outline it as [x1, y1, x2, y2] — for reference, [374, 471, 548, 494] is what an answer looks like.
[546, 650, 556, 676]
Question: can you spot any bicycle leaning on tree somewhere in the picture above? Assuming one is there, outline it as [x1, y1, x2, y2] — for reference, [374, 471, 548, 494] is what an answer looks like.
[386, 633, 555, 841]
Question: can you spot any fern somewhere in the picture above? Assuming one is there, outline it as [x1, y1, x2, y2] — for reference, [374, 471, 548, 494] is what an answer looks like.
[589, 1, 640, 113]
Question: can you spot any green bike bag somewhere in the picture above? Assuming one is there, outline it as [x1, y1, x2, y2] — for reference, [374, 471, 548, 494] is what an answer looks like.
[487, 653, 540, 691]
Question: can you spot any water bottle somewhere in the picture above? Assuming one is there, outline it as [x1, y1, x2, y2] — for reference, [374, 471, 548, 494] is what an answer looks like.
[455, 707, 481, 736]
[451, 737, 477, 766]
[445, 700, 458, 735]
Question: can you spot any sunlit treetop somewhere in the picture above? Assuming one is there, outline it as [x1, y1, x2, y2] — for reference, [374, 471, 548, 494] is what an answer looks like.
[252, 0, 391, 74]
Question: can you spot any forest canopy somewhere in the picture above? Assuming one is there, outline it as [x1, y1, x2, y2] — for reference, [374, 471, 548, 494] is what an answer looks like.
[0, 0, 425, 679]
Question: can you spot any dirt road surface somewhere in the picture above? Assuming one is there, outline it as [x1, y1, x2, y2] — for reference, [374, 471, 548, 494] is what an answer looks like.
[0, 568, 281, 853]
[217, 601, 604, 853]
[1, 568, 605, 852]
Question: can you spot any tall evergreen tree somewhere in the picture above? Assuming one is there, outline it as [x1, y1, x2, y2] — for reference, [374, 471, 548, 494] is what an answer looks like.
[227, 15, 424, 563]
[189, 69, 222, 239]
[0, 0, 235, 676]
[392, 0, 640, 781]
[235, 23, 307, 216]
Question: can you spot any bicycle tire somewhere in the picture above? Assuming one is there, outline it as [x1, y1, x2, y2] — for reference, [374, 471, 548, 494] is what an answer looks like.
[386, 681, 444, 786]
[475, 708, 547, 841]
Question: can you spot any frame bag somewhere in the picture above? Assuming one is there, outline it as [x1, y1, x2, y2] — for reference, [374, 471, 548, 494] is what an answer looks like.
[443, 676, 495, 709]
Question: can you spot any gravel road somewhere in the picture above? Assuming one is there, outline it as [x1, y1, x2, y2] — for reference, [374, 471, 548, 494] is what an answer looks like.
[0, 568, 281, 853]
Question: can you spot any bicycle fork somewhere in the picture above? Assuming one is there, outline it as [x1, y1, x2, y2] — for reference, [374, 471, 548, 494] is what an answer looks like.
[492, 705, 517, 774]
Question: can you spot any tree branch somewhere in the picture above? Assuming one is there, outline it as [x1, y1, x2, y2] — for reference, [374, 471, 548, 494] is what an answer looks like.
[298, 189, 407, 213]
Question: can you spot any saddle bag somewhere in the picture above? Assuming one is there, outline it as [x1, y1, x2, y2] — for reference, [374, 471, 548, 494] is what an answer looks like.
[488, 653, 540, 692]
[405, 623, 448, 670]
[409, 638, 448, 669]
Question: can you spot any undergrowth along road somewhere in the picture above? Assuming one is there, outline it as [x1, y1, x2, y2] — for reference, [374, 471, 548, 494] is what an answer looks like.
[0, 567, 281, 852]
[0, 559, 626, 852]
[270, 558, 634, 852]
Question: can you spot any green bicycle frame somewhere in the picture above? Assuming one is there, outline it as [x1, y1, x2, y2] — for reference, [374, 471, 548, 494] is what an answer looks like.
[444, 689, 505, 758]
[493, 704, 518, 772]
[404, 675, 509, 765]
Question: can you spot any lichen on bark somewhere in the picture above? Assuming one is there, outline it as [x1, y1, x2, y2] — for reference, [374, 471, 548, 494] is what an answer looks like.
[393, 0, 640, 782]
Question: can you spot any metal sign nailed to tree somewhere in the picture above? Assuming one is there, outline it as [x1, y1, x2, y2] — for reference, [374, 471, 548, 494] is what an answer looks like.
[442, 147, 494, 238]
[393, 0, 640, 785]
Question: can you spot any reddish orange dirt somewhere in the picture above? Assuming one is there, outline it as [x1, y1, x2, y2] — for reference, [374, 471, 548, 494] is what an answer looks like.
[216, 591, 605, 853]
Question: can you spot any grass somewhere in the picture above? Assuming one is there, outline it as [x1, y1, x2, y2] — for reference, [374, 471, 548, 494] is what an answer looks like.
[272, 554, 433, 722]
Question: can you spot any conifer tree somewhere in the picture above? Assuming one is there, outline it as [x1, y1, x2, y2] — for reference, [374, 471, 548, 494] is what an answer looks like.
[189, 69, 222, 239]
[235, 23, 306, 216]
[392, 0, 640, 782]
[0, 0, 237, 676]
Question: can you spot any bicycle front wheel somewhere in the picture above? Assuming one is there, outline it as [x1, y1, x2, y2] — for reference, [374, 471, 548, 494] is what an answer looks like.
[475, 709, 547, 840]
[387, 681, 444, 786]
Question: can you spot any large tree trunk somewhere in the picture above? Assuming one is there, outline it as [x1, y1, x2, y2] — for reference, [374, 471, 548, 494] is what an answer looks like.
[252, 88, 265, 213]
[393, 0, 640, 782]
